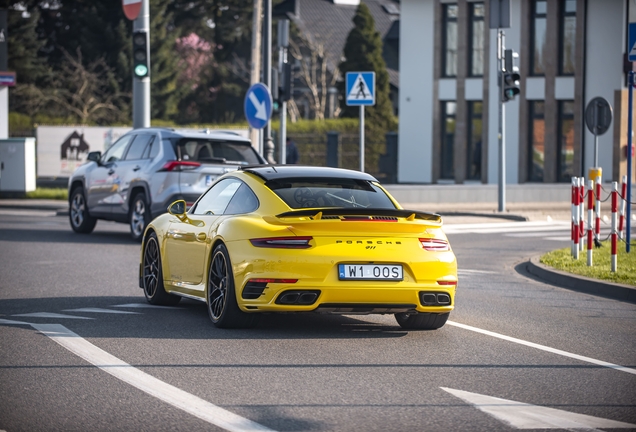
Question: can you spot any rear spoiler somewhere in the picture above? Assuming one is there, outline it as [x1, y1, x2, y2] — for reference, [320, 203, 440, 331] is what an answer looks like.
[274, 208, 441, 223]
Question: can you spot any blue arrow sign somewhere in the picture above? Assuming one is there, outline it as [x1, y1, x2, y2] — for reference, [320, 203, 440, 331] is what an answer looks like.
[244, 83, 272, 129]
[629, 23, 636, 62]
[346, 72, 375, 106]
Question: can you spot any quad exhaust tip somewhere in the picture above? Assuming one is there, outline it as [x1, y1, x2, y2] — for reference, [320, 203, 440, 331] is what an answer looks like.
[276, 290, 321, 305]
[420, 292, 451, 306]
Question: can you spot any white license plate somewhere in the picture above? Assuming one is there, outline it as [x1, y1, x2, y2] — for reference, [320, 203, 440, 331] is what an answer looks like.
[205, 175, 215, 186]
[338, 264, 403, 281]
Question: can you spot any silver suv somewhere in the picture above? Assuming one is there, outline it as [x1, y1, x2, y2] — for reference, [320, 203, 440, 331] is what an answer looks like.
[68, 128, 266, 240]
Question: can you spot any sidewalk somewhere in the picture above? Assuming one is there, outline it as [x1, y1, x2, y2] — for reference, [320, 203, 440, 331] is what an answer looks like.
[0, 197, 634, 301]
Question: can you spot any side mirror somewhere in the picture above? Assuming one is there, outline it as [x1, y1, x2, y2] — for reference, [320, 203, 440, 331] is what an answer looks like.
[168, 200, 188, 222]
[87, 151, 101, 163]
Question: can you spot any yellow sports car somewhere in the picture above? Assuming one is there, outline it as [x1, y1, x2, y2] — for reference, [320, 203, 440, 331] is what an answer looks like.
[139, 166, 457, 329]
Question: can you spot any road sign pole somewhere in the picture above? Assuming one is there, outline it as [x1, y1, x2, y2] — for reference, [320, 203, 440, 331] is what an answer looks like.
[498, 29, 506, 213]
[628, 71, 634, 252]
[360, 106, 365, 172]
[132, 0, 150, 129]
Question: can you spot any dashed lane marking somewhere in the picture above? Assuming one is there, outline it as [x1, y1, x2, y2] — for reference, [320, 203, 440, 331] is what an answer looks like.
[112, 303, 182, 309]
[12, 312, 93, 320]
[64, 308, 141, 315]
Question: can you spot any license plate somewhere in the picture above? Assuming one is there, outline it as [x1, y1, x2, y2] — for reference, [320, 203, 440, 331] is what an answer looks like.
[338, 264, 403, 281]
[205, 175, 215, 186]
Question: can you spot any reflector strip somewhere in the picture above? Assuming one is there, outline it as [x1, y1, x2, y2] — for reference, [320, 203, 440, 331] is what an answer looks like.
[437, 280, 457, 286]
[249, 278, 298, 284]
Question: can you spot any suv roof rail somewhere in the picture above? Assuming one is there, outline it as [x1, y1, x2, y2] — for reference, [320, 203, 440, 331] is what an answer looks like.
[200, 128, 242, 136]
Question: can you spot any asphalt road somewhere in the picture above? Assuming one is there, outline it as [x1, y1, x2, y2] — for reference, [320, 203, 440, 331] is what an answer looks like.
[0, 211, 634, 431]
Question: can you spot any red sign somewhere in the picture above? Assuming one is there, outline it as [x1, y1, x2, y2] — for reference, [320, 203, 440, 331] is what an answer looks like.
[122, 0, 142, 20]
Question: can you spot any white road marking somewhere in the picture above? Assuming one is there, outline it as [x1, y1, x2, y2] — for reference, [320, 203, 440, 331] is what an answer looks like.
[12, 312, 93, 320]
[457, 269, 498, 275]
[112, 303, 181, 309]
[0, 318, 30, 325]
[544, 236, 572, 241]
[441, 387, 636, 429]
[447, 321, 636, 375]
[0, 209, 58, 217]
[445, 224, 570, 235]
[64, 308, 141, 315]
[31, 323, 274, 432]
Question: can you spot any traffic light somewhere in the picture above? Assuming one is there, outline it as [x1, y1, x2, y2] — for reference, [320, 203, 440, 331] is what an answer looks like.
[132, 30, 150, 78]
[502, 49, 520, 102]
[280, 61, 293, 102]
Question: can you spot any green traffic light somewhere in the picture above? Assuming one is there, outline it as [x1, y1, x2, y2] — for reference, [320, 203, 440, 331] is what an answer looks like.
[135, 65, 148, 77]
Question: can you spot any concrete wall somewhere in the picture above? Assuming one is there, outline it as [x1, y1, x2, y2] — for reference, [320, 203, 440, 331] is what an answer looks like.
[584, 0, 626, 181]
[398, 0, 435, 183]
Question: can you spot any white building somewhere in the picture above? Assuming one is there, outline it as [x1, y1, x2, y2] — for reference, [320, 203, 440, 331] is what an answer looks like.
[398, 0, 631, 185]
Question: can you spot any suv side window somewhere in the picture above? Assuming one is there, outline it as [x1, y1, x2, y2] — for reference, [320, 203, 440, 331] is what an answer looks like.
[143, 136, 160, 159]
[125, 134, 153, 160]
[102, 135, 133, 164]
[191, 178, 242, 215]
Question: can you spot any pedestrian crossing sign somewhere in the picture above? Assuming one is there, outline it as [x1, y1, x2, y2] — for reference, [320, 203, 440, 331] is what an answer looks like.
[346, 72, 375, 106]
[630, 23, 636, 62]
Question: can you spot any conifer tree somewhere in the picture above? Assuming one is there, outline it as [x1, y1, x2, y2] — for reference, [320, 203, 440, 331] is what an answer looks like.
[338, 3, 396, 131]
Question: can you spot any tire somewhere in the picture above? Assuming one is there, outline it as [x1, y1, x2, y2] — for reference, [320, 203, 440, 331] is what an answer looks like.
[395, 312, 449, 330]
[207, 243, 259, 329]
[130, 192, 151, 242]
[69, 187, 97, 234]
[142, 232, 181, 306]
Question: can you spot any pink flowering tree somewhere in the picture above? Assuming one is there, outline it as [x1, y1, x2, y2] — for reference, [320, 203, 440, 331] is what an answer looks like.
[175, 33, 215, 91]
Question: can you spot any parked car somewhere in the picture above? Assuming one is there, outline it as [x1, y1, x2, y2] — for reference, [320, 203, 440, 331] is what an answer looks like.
[140, 165, 458, 330]
[68, 128, 266, 241]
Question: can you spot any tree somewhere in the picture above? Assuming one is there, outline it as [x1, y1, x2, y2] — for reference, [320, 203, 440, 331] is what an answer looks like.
[338, 3, 396, 131]
[289, 30, 340, 121]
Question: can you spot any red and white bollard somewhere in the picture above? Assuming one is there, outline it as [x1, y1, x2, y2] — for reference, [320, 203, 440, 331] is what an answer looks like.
[579, 177, 585, 251]
[619, 175, 627, 240]
[611, 181, 618, 272]
[595, 176, 602, 246]
[571, 177, 579, 259]
[587, 180, 594, 266]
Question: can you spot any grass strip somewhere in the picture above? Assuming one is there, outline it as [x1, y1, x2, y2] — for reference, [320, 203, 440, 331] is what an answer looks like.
[540, 241, 636, 286]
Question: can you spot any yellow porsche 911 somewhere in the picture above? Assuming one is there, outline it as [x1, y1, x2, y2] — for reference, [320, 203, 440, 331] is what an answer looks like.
[139, 166, 457, 329]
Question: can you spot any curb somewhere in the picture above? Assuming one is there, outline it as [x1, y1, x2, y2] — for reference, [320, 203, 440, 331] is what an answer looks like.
[525, 255, 636, 304]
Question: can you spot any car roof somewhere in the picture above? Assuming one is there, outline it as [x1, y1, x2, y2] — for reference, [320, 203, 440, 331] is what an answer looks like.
[242, 165, 379, 182]
[129, 127, 251, 143]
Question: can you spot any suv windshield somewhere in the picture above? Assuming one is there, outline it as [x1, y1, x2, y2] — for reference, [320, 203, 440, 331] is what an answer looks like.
[265, 178, 397, 209]
[175, 139, 261, 165]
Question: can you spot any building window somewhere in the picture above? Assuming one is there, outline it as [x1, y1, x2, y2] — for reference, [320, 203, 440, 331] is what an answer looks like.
[467, 101, 483, 180]
[560, 0, 576, 75]
[443, 4, 458, 77]
[530, 0, 547, 76]
[441, 101, 456, 179]
[529, 101, 545, 182]
[469, 2, 485, 77]
[558, 101, 575, 182]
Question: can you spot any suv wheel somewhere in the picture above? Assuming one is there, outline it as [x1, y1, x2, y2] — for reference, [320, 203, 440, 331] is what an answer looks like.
[69, 187, 97, 234]
[130, 192, 151, 242]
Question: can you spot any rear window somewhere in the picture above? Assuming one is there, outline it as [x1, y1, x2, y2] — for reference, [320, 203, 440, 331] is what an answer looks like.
[175, 139, 261, 165]
[265, 178, 397, 209]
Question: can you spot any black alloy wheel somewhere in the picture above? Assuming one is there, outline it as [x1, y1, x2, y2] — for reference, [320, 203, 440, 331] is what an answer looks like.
[69, 187, 97, 234]
[142, 233, 181, 306]
[207, 243, 259, 329]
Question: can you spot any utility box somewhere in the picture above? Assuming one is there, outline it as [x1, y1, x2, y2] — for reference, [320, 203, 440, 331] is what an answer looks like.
[0, 138, 36, 193]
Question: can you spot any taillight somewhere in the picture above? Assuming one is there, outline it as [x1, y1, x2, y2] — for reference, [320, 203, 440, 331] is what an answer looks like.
[419, 238, 450, 251]
[160, 160, 201, 171]
[250, 236, 313, 249]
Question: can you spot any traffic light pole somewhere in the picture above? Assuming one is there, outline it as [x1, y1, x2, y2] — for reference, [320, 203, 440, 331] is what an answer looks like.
[497, 29, 506, 213]
[133, 0, 150, 129]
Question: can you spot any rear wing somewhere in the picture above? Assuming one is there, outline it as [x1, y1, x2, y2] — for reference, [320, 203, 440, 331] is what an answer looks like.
[273, 208, 442, 224]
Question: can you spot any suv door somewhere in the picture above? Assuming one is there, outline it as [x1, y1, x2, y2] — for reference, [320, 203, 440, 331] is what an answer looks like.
[114, 134, 155, 217]
[86, 135, 134, 216]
